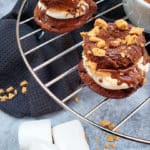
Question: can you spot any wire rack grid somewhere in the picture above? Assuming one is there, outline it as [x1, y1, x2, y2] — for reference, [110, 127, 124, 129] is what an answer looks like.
[16, 0, 150, 144]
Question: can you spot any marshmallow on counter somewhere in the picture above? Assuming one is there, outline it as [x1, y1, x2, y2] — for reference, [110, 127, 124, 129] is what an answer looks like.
[52, 120, 90, 150]
[18, 119, 52, 150]
[29, 142, 59, 150]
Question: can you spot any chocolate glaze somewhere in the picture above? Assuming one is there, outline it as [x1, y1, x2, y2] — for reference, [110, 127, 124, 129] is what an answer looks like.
[34, 0, 97, 33]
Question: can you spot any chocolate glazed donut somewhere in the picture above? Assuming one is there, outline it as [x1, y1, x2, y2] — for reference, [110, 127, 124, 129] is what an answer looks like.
[34, 0, 97, 33]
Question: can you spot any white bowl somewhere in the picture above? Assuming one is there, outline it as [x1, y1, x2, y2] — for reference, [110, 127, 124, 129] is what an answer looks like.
[123, 0, 150, 33]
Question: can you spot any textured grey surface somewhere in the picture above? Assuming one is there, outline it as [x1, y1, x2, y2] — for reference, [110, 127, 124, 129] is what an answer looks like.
[0, 0, 17, 18]
[0, 0, 150, 150]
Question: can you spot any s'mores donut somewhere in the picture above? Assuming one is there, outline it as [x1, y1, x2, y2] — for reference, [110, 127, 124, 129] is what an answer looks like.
[78, 19, 150, 99]
[34, 0, 97, 33]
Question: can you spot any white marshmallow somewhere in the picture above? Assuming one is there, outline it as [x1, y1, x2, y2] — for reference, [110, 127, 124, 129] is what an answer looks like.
[18, 119, 52, 150]
[29, 143, 59, 150]
[137, 57, 150, 72]
[52, 120, 90, 150]
[38, 1, 46, 10]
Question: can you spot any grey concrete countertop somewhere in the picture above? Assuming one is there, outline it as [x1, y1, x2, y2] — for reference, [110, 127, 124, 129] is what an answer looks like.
[0, 0, 150, 150]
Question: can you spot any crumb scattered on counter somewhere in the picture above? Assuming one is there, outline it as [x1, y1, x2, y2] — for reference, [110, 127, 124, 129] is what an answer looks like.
[94, 119, 120, 150]
[0, 89, 5, 94]
[96, 145, 100, 150]
[6, 86, 14, 93]
[14, 89, 18, 95]
[8, 93, 15, 100]
[110, 143, 116, 149]
[100, 120, 111, 127]
[104, 144, 110, 149]
[0, 95, 8, 101]
[0, 80, 28, 102]
[20, 80, 28, 87]
[108, 123, 115, 130]
[85, 134, 89, 141]
[20, 80, 28, 95]
[106, 136, 115, 142]
[74, 97, 79, 103]
[21, 86, 27, 95]
[95, 136, 99, 142]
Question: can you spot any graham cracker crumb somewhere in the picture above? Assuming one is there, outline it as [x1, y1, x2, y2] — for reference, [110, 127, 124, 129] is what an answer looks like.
[89, 36, 102, 43]
[22, 87, 27, 94]
[0, 89, 5, 95]
[88, 30, 96, 37]
[14, 89, 18, 96]
[121, 40, 126, 44]
[110, 144, 116, 149]
[115, 19, 128, 30]
[95, 137, 99, 142]
[85, 134, 89, 140]
[74, 97, 79, 103]
[100, 120, 111, 127]
[129, 27, 144, 35]
[8, 93, 15, 100]
[80, 32, 87, 37]
[108, 123, 116, 130]
[96, 39, 106, 49]
[92, 26, 100, 35]
[92, 48, 106, 57]
[106, 136, 114, 142]
[96, 146, 100, 150]
[140, 43, 145, 48]
[104, 144, 110, 149]
[120, 52, 125, 58]
[143, 78, 147, 84]
[86, 61, 97, 73]
[125, 35, 137, 46]
[6, 86, 14, 93]
[113, 135, 119, 141]
[20, 80, 28, 87]
[94, 18, 108, 30]
[110, 39, 121, 48]
[87, 50, 92, 54]
[0, 95, 8, 102]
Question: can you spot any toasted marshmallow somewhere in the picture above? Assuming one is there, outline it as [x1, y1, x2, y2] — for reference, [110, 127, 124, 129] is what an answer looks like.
[83, 54, 149, 90]
[137, 57, 150, 72]
[38, 1, 46, 10]
[38, 0, 89, 19]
